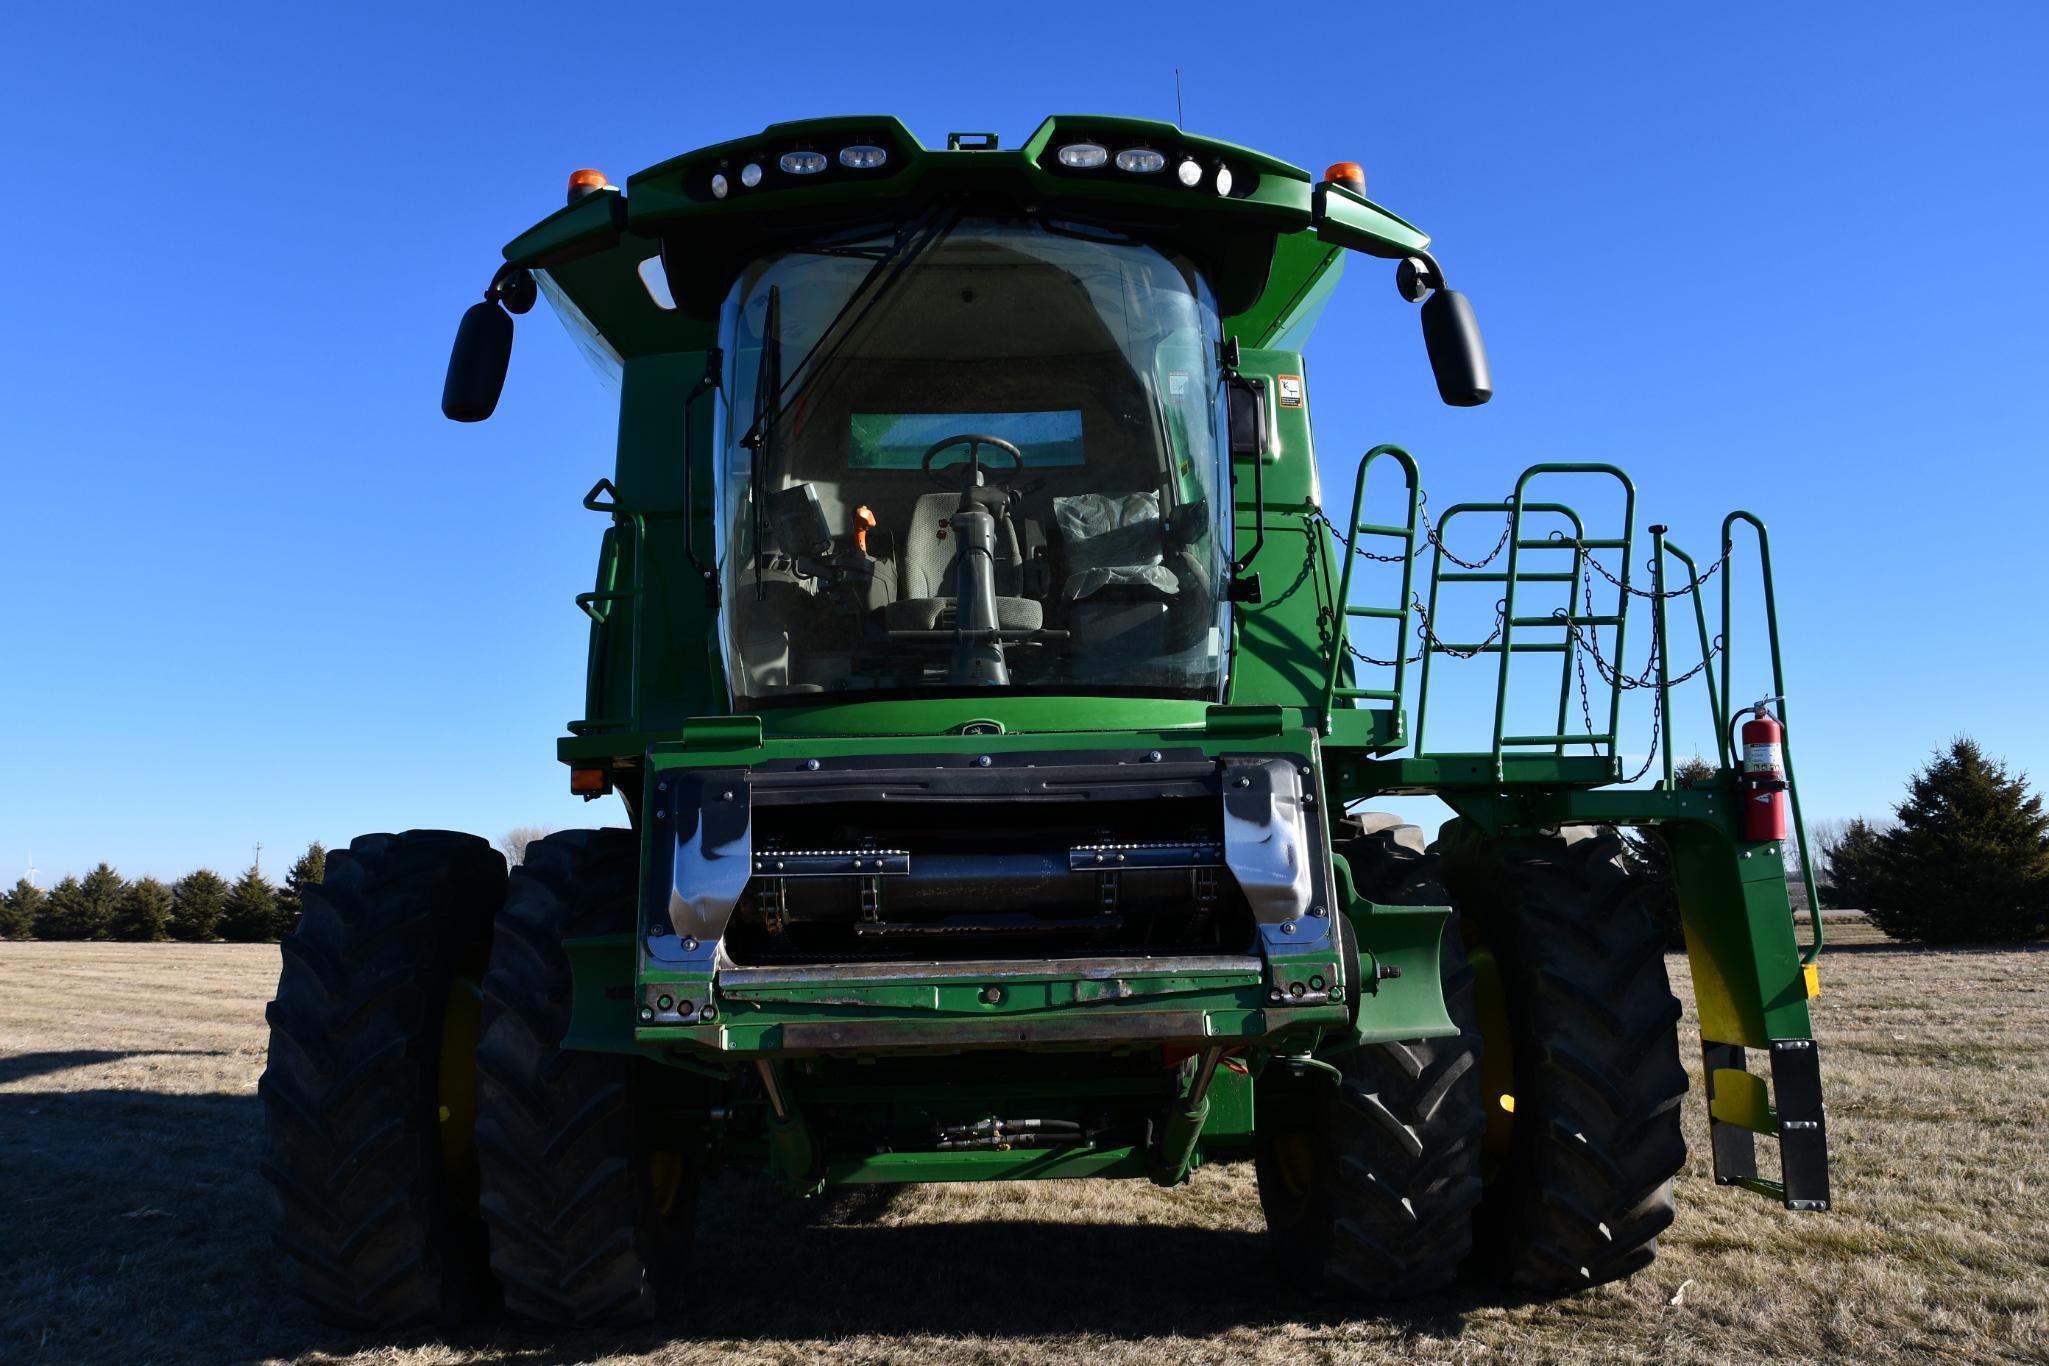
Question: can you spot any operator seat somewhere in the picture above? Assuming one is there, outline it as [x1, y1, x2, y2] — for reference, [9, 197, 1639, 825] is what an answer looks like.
[884, 489, 1044, 631]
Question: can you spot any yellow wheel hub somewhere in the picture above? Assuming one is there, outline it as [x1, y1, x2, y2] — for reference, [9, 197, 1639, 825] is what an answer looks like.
[1465, 941, 1517, 1184]
[437, 940, 490, 1209]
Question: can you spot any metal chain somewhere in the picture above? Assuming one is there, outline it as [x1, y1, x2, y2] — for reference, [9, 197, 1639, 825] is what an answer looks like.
[1417, 595, 1507, 659]
[1566, 538, 1733, 600]
[1556, 563, 1720, 782]
[1311, 493, 1515, 570]
[1310, 509, 1410, 563]
[1338, 594, 1504, 667]
[1571, 640, 1660, 781]
[1420, 490, 1514, 570]
[1343, 639, 1422, 667]
[1316, 502, 1726, 786]
[1558, 570, 1719, 692]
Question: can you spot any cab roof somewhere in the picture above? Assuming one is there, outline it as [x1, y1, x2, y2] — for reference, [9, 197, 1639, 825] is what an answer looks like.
[499, 115, 1431, 361]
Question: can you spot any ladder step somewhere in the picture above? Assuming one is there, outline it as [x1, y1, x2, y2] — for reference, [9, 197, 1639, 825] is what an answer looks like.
[1334, 688, 1402, 701]
[1353, 521, 1413, 539]
[1344, 605, 1406, 620]
[1524, 536, 1629, 550]
[1510, 614, 1622, 627]
[1426, 641, 1570, 655]
[1501, 732, 1613, 746]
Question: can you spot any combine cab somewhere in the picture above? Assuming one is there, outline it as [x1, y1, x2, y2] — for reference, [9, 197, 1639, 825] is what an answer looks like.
[261, 116, 1829, 1328]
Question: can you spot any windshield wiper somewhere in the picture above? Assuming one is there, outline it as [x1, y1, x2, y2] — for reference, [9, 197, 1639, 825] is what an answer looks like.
[738, 204, 957, 454]
[744, 285, 782, 600]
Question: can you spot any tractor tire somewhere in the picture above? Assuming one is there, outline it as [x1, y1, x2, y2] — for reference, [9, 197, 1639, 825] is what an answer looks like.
[1438, 821, 1689, 1293]
[475, 828, 699, 1327]
[1254, 814, 1485, 1299]
[259, 830, 506, 1327]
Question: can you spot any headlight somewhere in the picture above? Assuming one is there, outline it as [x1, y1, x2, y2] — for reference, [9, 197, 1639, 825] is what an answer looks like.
[740, 162, 763, 188]
[838, 144, 888, 169]
[1056, 142, 1109, 169]
[779, 150, 828, 175]
[1176, 158, 1203, 187]
[1215, 164, 1234, 196]
[1115, 148, 1165, 174]
[710, 172, 729, 199]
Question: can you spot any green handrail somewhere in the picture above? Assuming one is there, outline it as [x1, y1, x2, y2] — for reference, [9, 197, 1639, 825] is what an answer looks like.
[1721, 512, 1822, 964]
[569, 478, 649, 737]
[1321, 449, 1819, 964]
[1320, 445, 1422, 732]
[1660, 539, 1725, 768]
[1414, 498, 1594, 763]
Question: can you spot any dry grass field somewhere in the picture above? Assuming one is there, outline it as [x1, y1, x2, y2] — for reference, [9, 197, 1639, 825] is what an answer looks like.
[4, 927, 2045, 1364]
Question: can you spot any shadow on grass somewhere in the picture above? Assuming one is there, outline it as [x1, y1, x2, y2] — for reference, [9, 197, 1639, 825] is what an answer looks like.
[1805, 939, 2049, 956]
[0, 1048, 233, 1084]
[0, 1085, 1531, 1363]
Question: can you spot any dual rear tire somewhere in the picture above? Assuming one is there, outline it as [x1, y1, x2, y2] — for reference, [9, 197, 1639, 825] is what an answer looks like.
[264, 817, 1684, 1323]
[475, 828, 698, 1326]
[1255, 817, 1688, 1299]
[259, 831, 506, 1326]
[262, 828, 691, 1330]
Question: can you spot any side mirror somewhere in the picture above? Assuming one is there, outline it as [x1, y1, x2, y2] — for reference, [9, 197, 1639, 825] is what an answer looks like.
[442, 301, 513, 422]
[1420, 288, 1492, 408]
[1225, 374, 1268, 457]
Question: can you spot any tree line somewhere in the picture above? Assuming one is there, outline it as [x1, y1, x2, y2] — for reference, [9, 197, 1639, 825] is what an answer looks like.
[1814, 737, 2048, 943]
[8, 739, 2044, 949]
[0, 843, 325, 942]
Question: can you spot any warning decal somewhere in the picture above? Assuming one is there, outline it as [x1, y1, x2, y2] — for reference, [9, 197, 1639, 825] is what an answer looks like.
[1277, 374, 1304, 407]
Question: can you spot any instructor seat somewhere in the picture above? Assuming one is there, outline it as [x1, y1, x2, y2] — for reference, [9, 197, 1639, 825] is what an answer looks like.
[884, 490, 1043, 631]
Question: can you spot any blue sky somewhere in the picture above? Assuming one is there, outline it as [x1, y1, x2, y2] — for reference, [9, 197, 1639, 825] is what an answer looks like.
[2, 2, 2044, 881]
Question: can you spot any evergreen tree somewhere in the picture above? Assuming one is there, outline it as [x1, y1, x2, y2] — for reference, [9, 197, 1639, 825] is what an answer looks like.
[78, 864, 128, 939]
[1820, 818, 1887, 910]
[37, 876, 83, 938]
[168, 869, 230, 942]
[1, 878, 43, 939]
[39, 867, 125, 940]
[111, 876, 173, 942]
[37, 876, 80, 939]
[1868, 737, 2049, 943]
[274, 842, 326, 937]
[220, 864, 283, 942]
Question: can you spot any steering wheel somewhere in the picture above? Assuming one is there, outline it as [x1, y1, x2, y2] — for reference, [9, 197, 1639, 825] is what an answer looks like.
[919, 433, 1025, 492]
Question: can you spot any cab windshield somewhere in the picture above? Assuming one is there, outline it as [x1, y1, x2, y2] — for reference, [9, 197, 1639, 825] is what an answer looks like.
[716, 214, 1229, 705]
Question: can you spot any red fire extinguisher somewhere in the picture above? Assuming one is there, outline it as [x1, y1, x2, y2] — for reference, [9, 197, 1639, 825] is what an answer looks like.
[1739, 698, 1788, 843]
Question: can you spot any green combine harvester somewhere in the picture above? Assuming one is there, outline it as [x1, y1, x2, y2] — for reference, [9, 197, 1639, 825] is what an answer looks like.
[261, 115, 1831, 1327]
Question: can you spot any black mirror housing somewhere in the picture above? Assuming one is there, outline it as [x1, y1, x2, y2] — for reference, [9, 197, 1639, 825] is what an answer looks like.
[1225, 374, 1268, 457]
[442, 301, 513, 422]
[1420, 288, 1492, 407]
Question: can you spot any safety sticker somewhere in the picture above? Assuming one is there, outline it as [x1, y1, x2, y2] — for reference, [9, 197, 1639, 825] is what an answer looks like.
[1167, 371, 1191, 397]
[1277, 374, 1304, 407]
